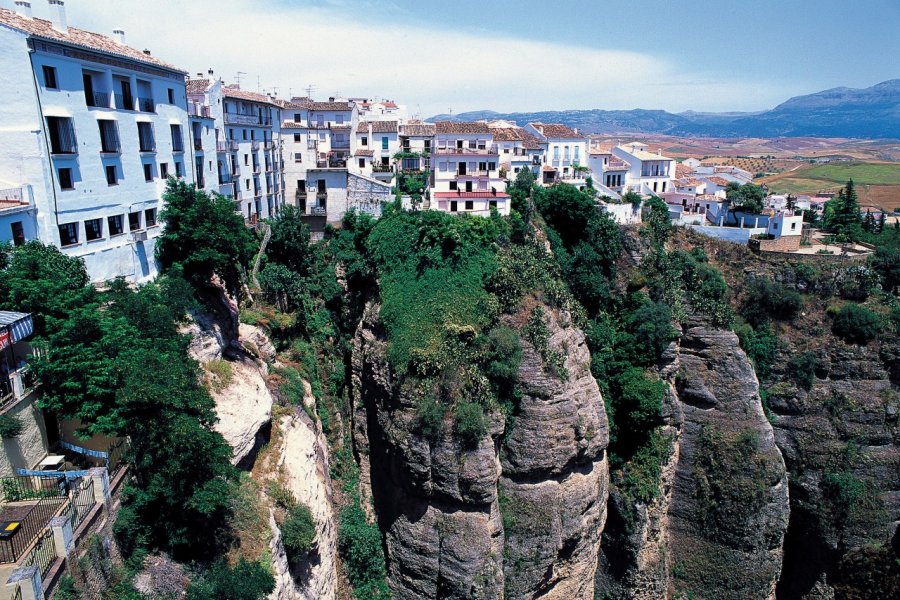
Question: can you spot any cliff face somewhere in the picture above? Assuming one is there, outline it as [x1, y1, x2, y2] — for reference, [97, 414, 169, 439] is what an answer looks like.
[596, 318, 790, 600]
[351, 302, 610, 599]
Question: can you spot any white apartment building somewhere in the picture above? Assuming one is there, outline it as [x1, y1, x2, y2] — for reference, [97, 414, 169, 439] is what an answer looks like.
[524, 123, 589, 187]
[186, 75, 219, 196]
[489, 126, 542, 180]
[0, 1, 191, 282]
[431, 122, 509, 216]
[353, 98, 407, 122]
[354, 120, 399, 183]
[588, 146, 630, 195]
[221, 87, 282, 223]
[612, 142, 675, 196]
[397, 121, 434, 173]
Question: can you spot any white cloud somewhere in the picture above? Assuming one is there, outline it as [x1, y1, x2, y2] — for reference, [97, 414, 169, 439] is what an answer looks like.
[43, 0, 789, 116]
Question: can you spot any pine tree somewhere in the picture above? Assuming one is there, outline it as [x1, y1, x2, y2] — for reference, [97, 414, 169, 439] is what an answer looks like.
[825, 180, 862, 241]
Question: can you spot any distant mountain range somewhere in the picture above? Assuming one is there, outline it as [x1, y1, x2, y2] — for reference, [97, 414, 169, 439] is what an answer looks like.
[428, 79, 900, 139]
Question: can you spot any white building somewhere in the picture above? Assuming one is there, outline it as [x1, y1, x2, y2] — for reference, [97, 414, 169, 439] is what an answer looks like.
[588, 145, 630, 195]
[767, 211, 803, 238]
[489, 126, 542, 180]
[524, 123, 589, 187]
[612, 142, 675, 196]
[397, 121, 434, 173]
[185, 75, 222, 197]
[354, 120, 399, 183]
[431, 121, 509, 216]
[0, 1, 191, 282]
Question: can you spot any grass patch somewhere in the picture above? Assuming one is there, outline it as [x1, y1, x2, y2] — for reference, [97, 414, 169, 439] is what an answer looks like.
[205, 359, 234, 393]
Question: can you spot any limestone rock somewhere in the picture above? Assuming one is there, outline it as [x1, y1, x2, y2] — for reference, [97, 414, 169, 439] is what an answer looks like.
[211, 356, 273, 466]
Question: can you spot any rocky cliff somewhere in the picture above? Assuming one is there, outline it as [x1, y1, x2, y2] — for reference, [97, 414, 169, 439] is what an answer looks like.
[351, 301, 610, 599]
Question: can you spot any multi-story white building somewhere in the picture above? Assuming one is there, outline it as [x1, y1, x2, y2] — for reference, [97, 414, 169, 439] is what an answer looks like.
[431, 122, 509, 216]
[0, 1, 190, 282]
[397, 121, 434, 173]
[524, 123, 589, 187]
[612, 142, 675, 196]
[185, 75, 220, 196]
[354, 120, 398, 184]
[489, 126, 542, 180]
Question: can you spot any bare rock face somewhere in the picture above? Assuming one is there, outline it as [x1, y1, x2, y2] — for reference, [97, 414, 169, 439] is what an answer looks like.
[239, 322, 278, 367]
[668, 319, 790, 600]
[210, 356, 274, 466]
[501, 308, 609, 600]
[269, 407, 338, 600]
[183, 309, 229, 364]
[352, 303, 610, 599]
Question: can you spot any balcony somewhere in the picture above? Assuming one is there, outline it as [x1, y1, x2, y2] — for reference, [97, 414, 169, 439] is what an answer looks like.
[114, 93, 134, 110]
[252, 164, 261, 175]
[264, 140, 275, 150]
[194, 138, 203, 151]
[309, 121, 348, 130]
[315, 158, 346, 169]
[224, 112, 272, 127]
[137, 97, 155, 113]
[456, 170, 489, 178]
[189, 104, 211, 118]
[435, 145, 497, 155]
[251, 140, 260, 151]
[87, 91, 110, 108]
[309, 206, 327, 216]
[371, 164, 393, 173]
[331, 139, 350, 149]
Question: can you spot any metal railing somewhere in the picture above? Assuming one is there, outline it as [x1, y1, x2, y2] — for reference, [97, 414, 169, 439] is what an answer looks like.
[189, 104, 211, 118]
[89, 91, 110, 108]
[0, 187, 24, 202]
[435, 146, 496, 155]
[114, 93, 133, 110]
[309, 206, 327, 216]
[137, 97, 155, 113]
[194, 139, 203, 151]
[10, 584, 21, 600]
[0, 476, 67, 564]
[251, 140, 260, 151]
[224, 113, 272, 126]
[371, 164, 393, 173]
[21, 529, 55, 579]
[66, 477, 96, 531]
[264, 140, 275, 150]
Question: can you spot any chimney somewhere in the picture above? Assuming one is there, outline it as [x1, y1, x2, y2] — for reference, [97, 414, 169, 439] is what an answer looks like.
[208, 68, 214, 76]
[13, 1, 32, 19]
[197, 73, 203, 78]
[143, 49, 151, 56]
[112, 28, 125, 44]
[47, 0, 66, 32]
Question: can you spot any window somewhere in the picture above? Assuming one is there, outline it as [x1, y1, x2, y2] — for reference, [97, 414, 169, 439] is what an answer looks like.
[137, 122, 155, 152]
[489, 162, 496, 171]
[47, 117, 77, 154]
[145, 208, 157, 227]
[105, 164, 118, 185]
[10, 222, 25, 246]
[450, 200, 458, 212]
[381, 137, 388, 151]
[82, 72, 96, 106]
[42, 65, 58, 89]
[167, 88, 174, 104]
[98, 120, 120, 153]
[143, 163, 153, 181]
[489, 200, 498, 210]
[244, 154, 249, 166]
[128, 211, 142, 231]
[294, 152, 302, 162]
[791, 222, 797, 231]
[294, 133, 302, 142]
[478, 162, 487, 171]
[108, 214, 124, 236]
[160, 162, 168, 179]
[359, 158, 365, 169]
[449, 181, 457, 191]
[243, 129, 248, 140]
[361, 136, 368, 147]
[170, 124, 184, 152]
[85, 218, 103, 241]
[58, 167, 74, 190]
[175, 161, 183, 177]
[294, 113, 302, 122]
[58, 222, 78, 246]
[336, 114, 344, 124]
[465, 200, 474, 211]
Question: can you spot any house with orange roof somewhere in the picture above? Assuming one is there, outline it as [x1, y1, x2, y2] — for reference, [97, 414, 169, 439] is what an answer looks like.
[524, 122, 590, 187]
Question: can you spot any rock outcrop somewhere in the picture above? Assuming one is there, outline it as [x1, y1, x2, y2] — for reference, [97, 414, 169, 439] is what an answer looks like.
[210, 356, 274, 466]
[351, 302, 610, 599]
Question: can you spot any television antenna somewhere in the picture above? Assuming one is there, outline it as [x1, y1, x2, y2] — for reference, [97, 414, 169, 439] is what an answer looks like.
[235, 71, 247, 86]
[304, 84, 317, 99]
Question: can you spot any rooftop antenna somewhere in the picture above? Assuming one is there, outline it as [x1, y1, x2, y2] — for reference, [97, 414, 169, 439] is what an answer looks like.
[235, 71, 246, 87]
[256, 75, 261, 92]
[304, 84, 316, 99]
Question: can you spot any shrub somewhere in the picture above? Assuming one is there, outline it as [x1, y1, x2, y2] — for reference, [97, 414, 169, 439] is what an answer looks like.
[205, 359, 234, 393]
[338, 501, 390, 599]
[0, 413, 24, 439]
[186, 559, 274, 600]
[832, 303, 882, 344]
[281, 503, 317, 560]
[735, 322, 778, 380]
[625, 301, 677, 365]
[416, 395, 445, 441]
[741, 277, 801, 327]
[789, 352, 818, 391]
[454, 401, 487, 447]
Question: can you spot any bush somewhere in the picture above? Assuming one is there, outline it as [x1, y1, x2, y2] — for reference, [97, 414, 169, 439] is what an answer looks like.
[735, 322, 778, 380]
[741, 277, 802, 327]
[789, 351, 817, 390]
[186, 559, 275, 600]
[281, 503, 317, 560]
[625, 301, 677, 365]
[454, 401, 487, 447]
[338, 501, 390, 599]
[0, 413, 24, 439]
[416, 395, 445, 441]
[832, 303, 882, 344]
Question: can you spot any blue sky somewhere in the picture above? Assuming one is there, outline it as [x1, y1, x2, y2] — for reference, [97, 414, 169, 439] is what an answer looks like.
[30, 0, 900, 116]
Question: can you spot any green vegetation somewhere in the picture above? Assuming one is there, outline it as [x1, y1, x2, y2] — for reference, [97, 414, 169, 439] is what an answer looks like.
[735, 322, 778, 380]
[788, 352, 818, 391]
[205, 359, 234, 393]
[802, 162, 900, 186]
[823, 180, 863, 242]
[281, 503, 317, 559]
[0, 413, 24, 439]
[831, 303, 882, 344]
[156, 179, 256, 299]
[185, 559, 275, 600]
[725, 182, 767, 215]
[740, 277, 801, 327]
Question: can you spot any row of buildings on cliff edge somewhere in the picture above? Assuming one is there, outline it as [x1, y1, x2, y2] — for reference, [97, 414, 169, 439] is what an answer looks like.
[0, 0, 682, 284]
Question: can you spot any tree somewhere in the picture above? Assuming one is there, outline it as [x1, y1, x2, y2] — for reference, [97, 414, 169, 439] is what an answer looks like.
[266, 205, 313, 276]
[156, 179, 256, 298]
[725, 182, 766, 215]
[186, 559, 275, 600]
[831, 303, 881, 345]
[643, 195, 672, 248]
[824, 180, 863, 241]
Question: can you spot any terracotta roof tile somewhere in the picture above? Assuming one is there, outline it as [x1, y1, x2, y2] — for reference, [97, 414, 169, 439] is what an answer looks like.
[491, 127, 525, 141]
[520, 132, 543, 150]
[529, 122, 581, 139]
[223, 86, 277, 105]
[354, 149, 374, 157]
[675, 163, 696, 178]
[434, 121, 491, 134]
[0, 8, 185, 73]
[308, 101, 353, 111]
[705, 176, 731, 186]
[400, 123, 435, 137]
[186, 79, 210, 95]
[371, 121, 398, 133]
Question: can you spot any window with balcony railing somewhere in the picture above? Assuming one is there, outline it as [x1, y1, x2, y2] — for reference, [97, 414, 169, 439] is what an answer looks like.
[47, 117, 77, 154]
[170, 124, 184, 152]
[98, 120, 120, 153]
[137, 122, 156, 153]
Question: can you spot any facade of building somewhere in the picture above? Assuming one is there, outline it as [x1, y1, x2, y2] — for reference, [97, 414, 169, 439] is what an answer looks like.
[612, 142, 675, 196]
[354, 120, 399, 183]
[524, 123, 589, 187]
[431, 121, 509, 216]
[397, 121, 434, 173]
[0, 1, 190, 282]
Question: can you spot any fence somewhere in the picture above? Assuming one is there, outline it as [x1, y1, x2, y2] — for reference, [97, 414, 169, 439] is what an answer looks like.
[66, 477, 96, 532]
[0, 483, 66, 564]
[9, 584, 21, 600]
[21, 529, 54, 580]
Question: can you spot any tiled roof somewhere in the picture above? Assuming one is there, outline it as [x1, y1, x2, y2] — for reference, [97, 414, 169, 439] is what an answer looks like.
[491, 127, 525, 141]
[676, 177, 702, 187]
[589, 145, 613, 155]
[354, 149, 374, 157]
[705, 176, 731, 186]
[529, 122, 581, 139]
[371, 121, 398, 133]
[520, 132, 543, 150]
[223, 86, 277, 105]
[607, 158, 630, 169]
[434, 121, 491, 134]
[617, 145, 673, 162]
[186, 78, 210, 95]
[675, 163, 696, 178]
[400, 123, 435, 137]
[281, 122, 305, 129]
[308, 101, 353, 111]
[0, 8, 185, 73]
[696, 194, 724, 201]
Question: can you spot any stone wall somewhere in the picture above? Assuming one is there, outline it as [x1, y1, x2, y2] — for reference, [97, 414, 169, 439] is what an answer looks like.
[346, 173, 391, 220]
[750, 235, 802, 252]
[0, 392, 50, 478]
